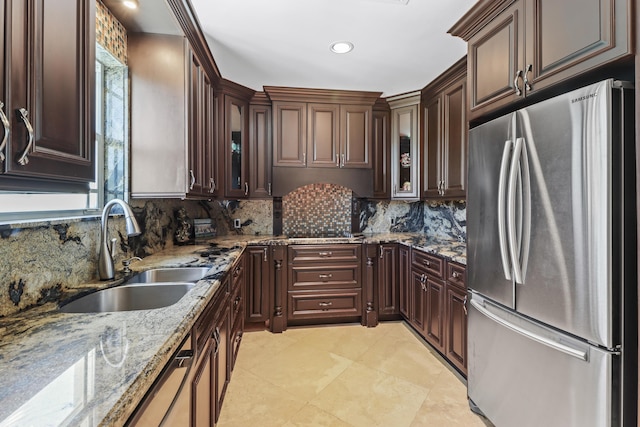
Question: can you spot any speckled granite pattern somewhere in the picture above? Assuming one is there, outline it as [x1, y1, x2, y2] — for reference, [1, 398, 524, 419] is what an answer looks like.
[361, 200, 466, 242]
[0, 234, 465, 427]
[0, 241, 244, 427]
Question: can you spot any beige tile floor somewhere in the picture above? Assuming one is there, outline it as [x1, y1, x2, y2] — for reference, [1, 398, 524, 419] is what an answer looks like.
[218, 321, 491, 427]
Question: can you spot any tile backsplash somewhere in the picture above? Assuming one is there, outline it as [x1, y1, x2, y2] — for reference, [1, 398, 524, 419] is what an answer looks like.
[282, 183, 352, 236]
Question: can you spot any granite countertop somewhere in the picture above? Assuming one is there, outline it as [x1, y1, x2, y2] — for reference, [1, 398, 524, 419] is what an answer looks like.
[0, 233, 465, 427]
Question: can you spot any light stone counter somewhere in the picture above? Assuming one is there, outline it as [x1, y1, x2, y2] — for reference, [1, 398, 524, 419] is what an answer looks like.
[0, 233, 465, 427]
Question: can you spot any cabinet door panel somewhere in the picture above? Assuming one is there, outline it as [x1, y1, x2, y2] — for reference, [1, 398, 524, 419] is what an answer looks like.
[410, 269, 427, 334]
[399, 246, 410, 318]
[422, 96, 441, 198]
[341, 105, 371, 168]
[249, 105, 272, 198]
[442, 78, 466, 198]
[225, 95, 248, 198]
[425, 277, 445, 352]
[307, 103, 339, 168]
[446, 284, 467, 374]
[7, 0, 94, 182]
[192, 341, 214, 427]
[468, 0, 524, 114]
[245, 246, 270, 323]
[378, 244, 399, 317]
[273, 102, 306, 167]
[372, 110, 390, 198]
[526, 0, 629, 92]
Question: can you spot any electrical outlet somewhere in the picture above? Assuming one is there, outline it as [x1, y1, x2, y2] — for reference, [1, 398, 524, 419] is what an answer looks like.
[234, 219, 241, 229]
[390, 218, 396, 226]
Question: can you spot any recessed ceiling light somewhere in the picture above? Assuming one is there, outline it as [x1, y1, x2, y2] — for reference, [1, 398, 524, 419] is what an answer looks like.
[123, 0, 138, 9]
[330, 41, 354, 54]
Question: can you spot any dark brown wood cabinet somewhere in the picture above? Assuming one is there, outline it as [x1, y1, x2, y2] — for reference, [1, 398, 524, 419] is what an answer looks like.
[398, 245, 410, 318]
[249, 94, 272, 198]
[229, 256, 245, 372]
[223, 93, 250, 198]
[421, 58, 467, 200]
[340, 104, 371, 168]
[450, 0, 633, 119]
[272, 101, 307, 167]
[266, 87, 380, 171]
[188, 53, 218, 198]
[372, 102, 391, 199]
[307, 103, 340, 167]
[402, 248, 468, 376]
[377, 244, 400, 319]
[244, 246, 271, 324]
[1, 0, 95, 190]
[287, 244, 362, 325]
[445, 261, 467, 375]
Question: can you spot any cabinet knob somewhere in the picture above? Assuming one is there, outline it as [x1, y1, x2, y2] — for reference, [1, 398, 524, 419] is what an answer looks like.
[0, 102, 9, 163]
[244, 182, 249, 196]
[209, 178, 216, 193]
[16, 108, 34, 166]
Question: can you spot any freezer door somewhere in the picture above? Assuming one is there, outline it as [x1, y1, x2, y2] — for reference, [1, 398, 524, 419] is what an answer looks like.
[468, 293, 619, 427]
[467, 113, 516, 308]
[513, 80, 620, 348]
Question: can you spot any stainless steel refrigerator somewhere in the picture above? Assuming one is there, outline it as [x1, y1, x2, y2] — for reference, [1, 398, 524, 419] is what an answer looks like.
[466, 79, 637, 427]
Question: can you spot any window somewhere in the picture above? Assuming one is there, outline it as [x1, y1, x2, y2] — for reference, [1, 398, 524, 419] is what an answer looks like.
[0, 45, 128, 223]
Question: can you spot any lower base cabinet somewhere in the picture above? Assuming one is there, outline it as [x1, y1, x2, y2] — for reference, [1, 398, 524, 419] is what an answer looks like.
[127, 268, 239, 427]
[403, 248, 467, 376]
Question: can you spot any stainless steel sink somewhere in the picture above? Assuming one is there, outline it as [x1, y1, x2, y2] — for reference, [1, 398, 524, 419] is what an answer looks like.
[124, 267, 211, 284]
[60, 283, 196, 313]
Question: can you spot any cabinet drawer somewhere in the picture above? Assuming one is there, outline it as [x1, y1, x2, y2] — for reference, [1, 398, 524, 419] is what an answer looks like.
[288, 245, 361, 263]
[288, 290, 362, 320]
[411, 250, 444, 278]
[446, 262, 466, 289]
[289, 263, 360, 290]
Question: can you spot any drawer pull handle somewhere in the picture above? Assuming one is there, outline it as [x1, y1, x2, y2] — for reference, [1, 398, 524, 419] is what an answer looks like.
[318, 301, 333, 308]
[318, 251, 332, 257]
[16, 108, 34, 166]
[452, 271, 460, 279]
[423, 260, 430, 266]
[318, 273, 333, 280]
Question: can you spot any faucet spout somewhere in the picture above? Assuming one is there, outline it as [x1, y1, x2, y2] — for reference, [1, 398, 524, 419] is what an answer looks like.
[99, 199, 141, 280]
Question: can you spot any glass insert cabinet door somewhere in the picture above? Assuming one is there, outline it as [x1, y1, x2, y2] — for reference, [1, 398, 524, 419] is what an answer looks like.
[390, 95, 419, 200]
[225, 95, 248, 198]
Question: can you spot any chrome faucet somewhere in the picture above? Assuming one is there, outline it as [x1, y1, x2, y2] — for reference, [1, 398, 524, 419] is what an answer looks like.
[99, 199, 142, 280]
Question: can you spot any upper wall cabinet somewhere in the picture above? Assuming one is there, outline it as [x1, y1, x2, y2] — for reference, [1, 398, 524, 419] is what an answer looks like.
[388, 92, 420, 201]
[216, 79, 255, 199]
[421, 58, 467, 200]
[371, 99, 391, 199]
[130, 34, 217, 199]
[266, 87, 381, 169]
[1, 0, 95, 190]
[249, 93, 273, 198]
[449, 0, 633, 120]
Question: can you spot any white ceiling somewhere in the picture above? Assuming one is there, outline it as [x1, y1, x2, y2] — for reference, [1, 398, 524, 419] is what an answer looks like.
[190, 0, 478, 97]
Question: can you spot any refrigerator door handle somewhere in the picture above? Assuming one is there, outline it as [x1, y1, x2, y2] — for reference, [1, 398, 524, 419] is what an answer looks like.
[507, 137, 525, 284]
[498, 140, 513, 281]
[470, 298, 588, 361]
